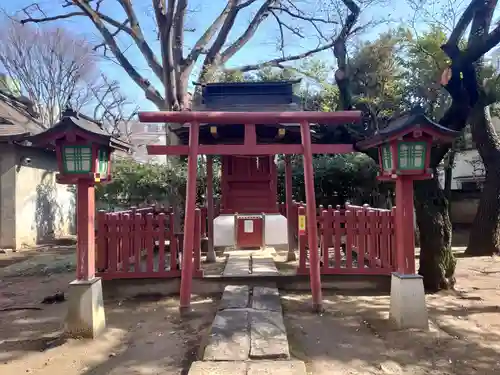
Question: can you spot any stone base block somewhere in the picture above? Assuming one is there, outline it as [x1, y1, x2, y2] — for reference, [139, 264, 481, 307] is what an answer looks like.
[65, 277, 106, 339]
[389, 272, 428, 330]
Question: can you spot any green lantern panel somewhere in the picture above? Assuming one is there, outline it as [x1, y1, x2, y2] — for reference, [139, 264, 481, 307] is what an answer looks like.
[397, 141, 426, 170]
[381, 145, 393, 172]
[62, 145, 92, 174]
[97, 148, 109, 176]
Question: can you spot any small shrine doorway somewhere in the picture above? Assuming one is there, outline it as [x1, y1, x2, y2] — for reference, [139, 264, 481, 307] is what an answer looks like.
[220, 155, 278, 215]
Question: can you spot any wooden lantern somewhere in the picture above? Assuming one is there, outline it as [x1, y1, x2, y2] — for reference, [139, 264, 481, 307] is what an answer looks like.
[28, 108, 130, 185]
[357, 108, 458, 181]
[58, 143, 112, 183]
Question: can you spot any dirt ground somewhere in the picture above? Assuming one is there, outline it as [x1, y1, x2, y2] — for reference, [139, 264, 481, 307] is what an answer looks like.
[283, 253, 500, 375]
[2, 243, 500, 375]
[0, 248, 218, 375]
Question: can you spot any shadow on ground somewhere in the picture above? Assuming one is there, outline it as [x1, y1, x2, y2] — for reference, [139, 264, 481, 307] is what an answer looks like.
[0, 272, 219, 375]
[282, 254, 500, 375]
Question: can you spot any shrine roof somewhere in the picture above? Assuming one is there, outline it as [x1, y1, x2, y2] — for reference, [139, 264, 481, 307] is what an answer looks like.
[179, 80, 305, 144]
[27, 108, 131, 152]
[200, 79, 301, 86]
[356, 107, 459, 150]
[192, 79, 302, 111]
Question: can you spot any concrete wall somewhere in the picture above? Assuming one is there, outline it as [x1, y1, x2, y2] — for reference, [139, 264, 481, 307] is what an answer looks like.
[434, 149, 483, 225]
[450, 197, 479, 225]
[13, 146, 75, 248]
[0, 144, 17, 248]
[437, 149, 484, 191]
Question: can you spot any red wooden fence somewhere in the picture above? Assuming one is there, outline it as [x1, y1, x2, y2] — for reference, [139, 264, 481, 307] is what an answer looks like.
[95, 201, 395, 280]
[96, 206, 204, 280]
[296, 203, 396, 275]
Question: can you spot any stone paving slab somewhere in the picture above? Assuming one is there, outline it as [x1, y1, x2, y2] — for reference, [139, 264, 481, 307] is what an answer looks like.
[251, 257, 279, 276]
[188, 361, 247, 375]
[220, 285, 249, 309]
[188, 361, 307, 375]
[223, 256, 250, 277]
[249, 310, 290, 359]
[247, 360, 307, 375]
[252, 286, 282, 312]
[203, 309, 250, 361]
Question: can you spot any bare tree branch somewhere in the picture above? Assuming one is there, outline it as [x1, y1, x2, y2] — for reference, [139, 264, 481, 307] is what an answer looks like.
[0, 19, 97, 127]
[20, 2, 164, 108]
[333, 0, 361, 110]
[269, 5, 336, 24]
[90, 74, 137, 141]
[182, 2, 235, 70]
[117, 0, 164, 81]
[219, 0, 276, 65]
[20, 11, 85, 23]
[73, 0, 164, 107]
[18, 0, 365, 113]
[446, 0, 482, 46]
[226, 41, 337, 72]
[174, 0, 188, 104]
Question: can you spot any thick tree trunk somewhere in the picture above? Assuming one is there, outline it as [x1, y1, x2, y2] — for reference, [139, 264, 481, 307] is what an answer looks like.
[443, 150, 455, 216]
[466, 104, 500, 255]
[414, 176, 456, 292]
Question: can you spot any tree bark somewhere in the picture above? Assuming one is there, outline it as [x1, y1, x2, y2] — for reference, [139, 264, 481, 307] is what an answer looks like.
[466, 104, 500, 255]
[414, 176, 456, 291]
[443, 149, 455, 216]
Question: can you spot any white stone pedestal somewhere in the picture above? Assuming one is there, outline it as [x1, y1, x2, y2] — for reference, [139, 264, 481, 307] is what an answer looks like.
[65, 278, 106, 338]
[389, 272, 428, 330]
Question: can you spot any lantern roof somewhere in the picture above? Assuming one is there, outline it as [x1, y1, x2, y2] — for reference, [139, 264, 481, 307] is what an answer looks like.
[27, 107, 131, 152]
[356, 107, 459, 150]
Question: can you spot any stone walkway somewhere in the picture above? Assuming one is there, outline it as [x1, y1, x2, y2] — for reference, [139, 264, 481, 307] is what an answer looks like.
[222, 252, 279, 277]
[188, 283, 306, 375]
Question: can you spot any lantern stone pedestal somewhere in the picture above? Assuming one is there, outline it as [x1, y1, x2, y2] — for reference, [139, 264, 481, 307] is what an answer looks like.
[356, 107, 459, 332]
[389, 273, 428, 330]
[26, 108, 131, 340]
[65, 278, 106, 338]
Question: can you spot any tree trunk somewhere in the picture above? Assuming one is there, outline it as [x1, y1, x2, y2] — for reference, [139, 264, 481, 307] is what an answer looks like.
[414, 176, 456, 292]
[443, 150, 455, 216]
[466, 104, 500, 255]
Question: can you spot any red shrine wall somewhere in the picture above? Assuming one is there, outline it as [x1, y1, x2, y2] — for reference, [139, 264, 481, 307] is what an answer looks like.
[220, 155, 278, 214]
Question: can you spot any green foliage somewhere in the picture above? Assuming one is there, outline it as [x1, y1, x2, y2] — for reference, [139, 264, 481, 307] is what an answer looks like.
[349, 31, 405, 121]
[276, 153, 389, 207]
[398, 26, 452, 120]
[96, 157, 222, 210]
[96, 158, 186, 208]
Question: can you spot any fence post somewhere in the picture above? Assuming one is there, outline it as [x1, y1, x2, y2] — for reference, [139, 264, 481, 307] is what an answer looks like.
[194, 208, 202, 276]
[169, 211, 179, 271]
[345, 209, 354, 268]
[391, 207, 398, 271]
[298, 204, 307, 274]
[133, 213, 142, 272]
[367, 210, 377, 268]
[122, 213, 131, 273]
[321, 209, 331, 270]
[333, 209, 342, 269]
[96, 210, 107, 272]
[357, 210, 366, 269]
[107, 214, 118, 273]
[157, 213, 166, 273]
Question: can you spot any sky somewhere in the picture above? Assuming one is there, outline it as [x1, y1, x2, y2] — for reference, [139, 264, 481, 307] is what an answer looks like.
[2, 0, 471, 112]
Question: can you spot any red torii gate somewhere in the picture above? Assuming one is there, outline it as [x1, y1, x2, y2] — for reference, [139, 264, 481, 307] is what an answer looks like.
[138, 110, 362, 312]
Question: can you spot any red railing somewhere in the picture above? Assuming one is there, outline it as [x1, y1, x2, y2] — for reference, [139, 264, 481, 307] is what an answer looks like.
[96, 206, 204, 280]
[297, 203, 396, 275]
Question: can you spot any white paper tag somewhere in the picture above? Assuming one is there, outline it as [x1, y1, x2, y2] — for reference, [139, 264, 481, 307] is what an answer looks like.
[244, 220, 254, 233]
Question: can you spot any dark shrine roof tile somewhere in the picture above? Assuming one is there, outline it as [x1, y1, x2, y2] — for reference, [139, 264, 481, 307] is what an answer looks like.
[356, 107, 459, 150]
[0, 89, 44, 140]
[27, 107, 131, 152]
